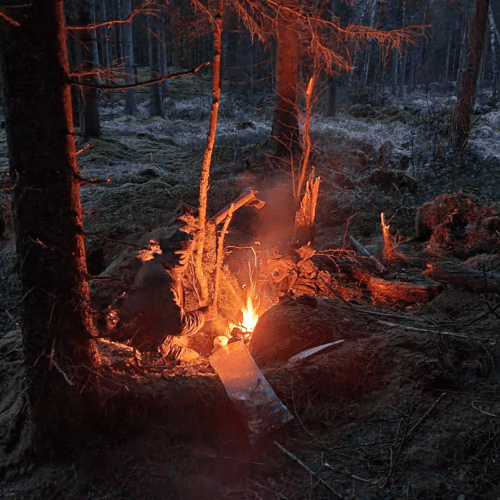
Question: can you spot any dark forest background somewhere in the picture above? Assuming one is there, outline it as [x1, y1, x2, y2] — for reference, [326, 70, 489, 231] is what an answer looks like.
[2, 0, 499, 129]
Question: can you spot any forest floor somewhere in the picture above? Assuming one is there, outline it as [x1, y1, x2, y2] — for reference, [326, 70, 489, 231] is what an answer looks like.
[1, 80, 500, 499]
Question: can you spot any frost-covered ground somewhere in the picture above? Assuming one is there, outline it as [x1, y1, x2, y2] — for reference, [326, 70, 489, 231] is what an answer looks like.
[2, 88, 499, 193]
[98, 89, 500, 167]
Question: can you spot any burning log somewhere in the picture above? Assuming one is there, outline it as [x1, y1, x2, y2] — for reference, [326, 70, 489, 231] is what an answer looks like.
[423, 261, 500, 292]
[368, 277, 440, 305]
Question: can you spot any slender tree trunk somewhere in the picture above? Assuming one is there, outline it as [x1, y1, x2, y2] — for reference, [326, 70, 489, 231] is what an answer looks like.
[90, 0, 100, 68]
[99, 0, 110, 79]
[160, 6, 169, 99]
[490, 3, 499, 97]
[148, 13, 163, 117]
[194, 0, 224, 303]
[363, 0, 377, 88]
[67, 0, 101, 139]
[243, 26, 254, 98]
[408, 47, 416, 93]
[445, 31, 452, 84]
[0, 0, 98, 461]
[122, 0, 137, 115]
[271, 1, 300, 157]
[326, 75, 337, 117]
[457, 22, 468, 84]
[391, 49, 398, 96]
[449, 0, 490, 150]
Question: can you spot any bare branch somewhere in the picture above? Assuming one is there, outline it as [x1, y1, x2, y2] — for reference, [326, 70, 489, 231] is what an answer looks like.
[69, 62, 210, 90]
[0, 9, 20, 27]
[66, 0, 160, 31]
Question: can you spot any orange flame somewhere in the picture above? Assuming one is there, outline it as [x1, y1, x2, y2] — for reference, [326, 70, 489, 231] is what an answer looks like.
[226, 291, 262, 338]
[240, 294, 260, 333]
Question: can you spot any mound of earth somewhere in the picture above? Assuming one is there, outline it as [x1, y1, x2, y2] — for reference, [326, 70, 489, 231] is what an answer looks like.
[249, 296, 366, 367]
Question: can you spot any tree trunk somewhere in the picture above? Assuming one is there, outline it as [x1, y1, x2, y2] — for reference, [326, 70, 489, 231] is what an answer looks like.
[160, 5, 169, 99]
[0, 0, 98, 461]
[122, 0, 137, 115]
[449, 0, 490, 150]
[194, 0, 224, 304]
[445, 31, 452, 84]
[148, 12, 163, 117]
[391, 48, 399, 96]
[271, 1, 300, 157]
[99, 0, 110, 79]
[326, 75, 337, 117]
[89, 0, 100, 68]
[490, 2, 499, 97]
[67, 0, 101, 139]
[363, 0, 378, 88]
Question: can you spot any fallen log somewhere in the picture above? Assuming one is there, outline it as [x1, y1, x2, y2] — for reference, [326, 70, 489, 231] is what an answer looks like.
[368, 277, 440, 305]
[423, 262, 500, 292]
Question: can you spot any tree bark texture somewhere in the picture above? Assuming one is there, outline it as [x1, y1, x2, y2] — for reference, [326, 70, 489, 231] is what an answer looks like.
[290, 173, 320, 248]
[0, 0, 98, 461]
[449, 0, 490, 150]
[272, 2, 300, 157]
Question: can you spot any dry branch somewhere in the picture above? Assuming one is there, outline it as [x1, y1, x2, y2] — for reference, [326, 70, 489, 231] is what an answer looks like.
[273, 441, 343, 498]
[407, 393, 447, 437]
[349, 236, 386, 273]
[377, 320, 468, 339]
[213, 213, 233, 311]
[211, 188, 265, 225]
[70, 63, 210, 91]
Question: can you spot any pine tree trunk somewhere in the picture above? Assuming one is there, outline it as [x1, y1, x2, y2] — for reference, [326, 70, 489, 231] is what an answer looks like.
[122, 0, 137, 115]
[99, 0, 110, 79]
[445, 31, 452, 84]
[148, 13, 163, 117]
[271, 2, 300, 157]
[160, 8, 169, 99]
[489, 3, 499, 97]
[67, 0, 101, 139]
[90, 0, 100, 68]
[326, 75, 337, 117]
[0, 0, 98, 461]
[449, 0, 490, 150]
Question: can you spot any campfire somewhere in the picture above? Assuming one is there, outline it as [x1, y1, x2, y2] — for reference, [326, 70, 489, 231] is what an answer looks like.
[226, 287, 264, 339]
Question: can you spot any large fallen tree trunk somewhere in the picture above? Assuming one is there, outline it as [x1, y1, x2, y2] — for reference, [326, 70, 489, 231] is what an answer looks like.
[423, 262, 500, 292]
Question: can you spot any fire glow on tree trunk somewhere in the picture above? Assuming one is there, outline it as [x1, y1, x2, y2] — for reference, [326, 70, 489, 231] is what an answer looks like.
[0, 0, 97, 461]
[272, 1, 300, 157]
[195, 0, 223, 304]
